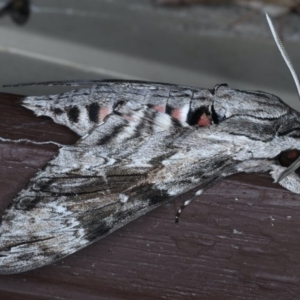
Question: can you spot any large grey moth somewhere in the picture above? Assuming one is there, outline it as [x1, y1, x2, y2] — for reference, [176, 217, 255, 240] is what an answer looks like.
[0, 14, 299, 274]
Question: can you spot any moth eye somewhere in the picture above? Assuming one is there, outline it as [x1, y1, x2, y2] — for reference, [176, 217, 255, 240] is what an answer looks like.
[278, 149, 300, 167]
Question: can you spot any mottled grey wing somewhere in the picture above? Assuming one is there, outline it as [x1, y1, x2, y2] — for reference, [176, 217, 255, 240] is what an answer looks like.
[0, 81, 224, 274]
[0, 81, 293, 274]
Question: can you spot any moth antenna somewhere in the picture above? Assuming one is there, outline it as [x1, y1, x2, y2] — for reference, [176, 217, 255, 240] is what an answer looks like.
[266, 13, 300, 183]
[3, 79, 105, 87]
[266, 13, 300, 99]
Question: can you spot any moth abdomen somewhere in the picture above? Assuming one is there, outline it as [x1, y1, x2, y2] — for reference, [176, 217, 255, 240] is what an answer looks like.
[23, 82, 219, 140]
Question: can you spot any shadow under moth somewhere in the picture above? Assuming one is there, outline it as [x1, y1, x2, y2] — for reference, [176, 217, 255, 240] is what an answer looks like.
[0, 14, 299, 274]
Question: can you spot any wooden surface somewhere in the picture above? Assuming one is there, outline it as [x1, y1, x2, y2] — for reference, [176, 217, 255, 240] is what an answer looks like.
[1, 92, 300, 299]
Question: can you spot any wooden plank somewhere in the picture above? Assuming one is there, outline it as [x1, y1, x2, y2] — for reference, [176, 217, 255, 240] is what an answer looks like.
[0, 92, 300, 299]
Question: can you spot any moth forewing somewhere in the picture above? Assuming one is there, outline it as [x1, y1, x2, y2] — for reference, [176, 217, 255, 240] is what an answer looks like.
[1, 79, 300, 274]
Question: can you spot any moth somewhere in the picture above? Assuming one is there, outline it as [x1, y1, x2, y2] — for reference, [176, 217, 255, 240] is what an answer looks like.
[0, 14, 299, 274]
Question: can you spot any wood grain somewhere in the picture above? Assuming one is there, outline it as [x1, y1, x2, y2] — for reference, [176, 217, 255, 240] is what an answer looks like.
[0, 92, 300, 299]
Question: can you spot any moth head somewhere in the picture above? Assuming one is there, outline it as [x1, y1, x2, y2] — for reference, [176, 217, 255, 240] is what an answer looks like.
[266, 14, 300, 188]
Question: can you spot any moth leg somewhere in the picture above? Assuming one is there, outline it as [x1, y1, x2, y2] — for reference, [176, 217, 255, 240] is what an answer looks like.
[0, 137, 62, 147]
[175, 176, 221, 223]
[175, 192, 202, 223]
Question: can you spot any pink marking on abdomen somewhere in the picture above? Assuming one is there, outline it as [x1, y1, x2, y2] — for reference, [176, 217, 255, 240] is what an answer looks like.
[99, 107, 112, 121]
[197, 113, 211, 127]
[172, 107, 190, 123]
[153, 105, 166, 113]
